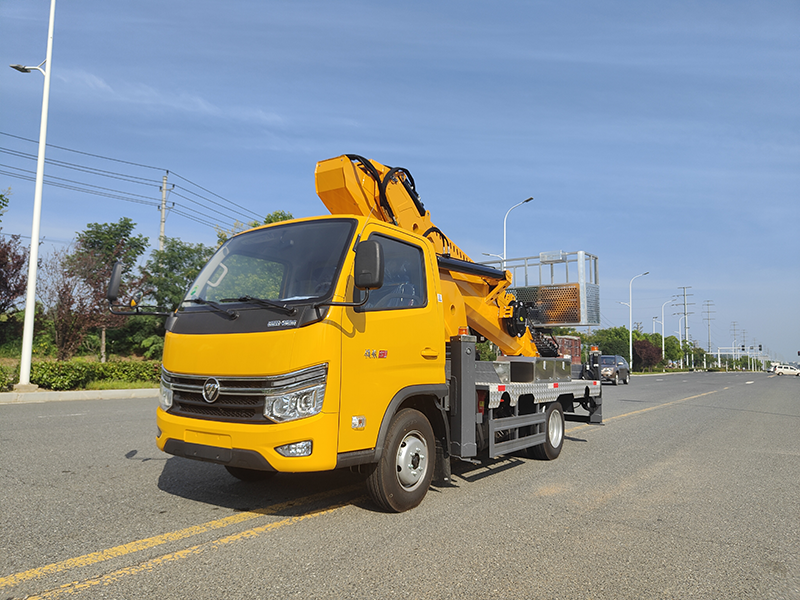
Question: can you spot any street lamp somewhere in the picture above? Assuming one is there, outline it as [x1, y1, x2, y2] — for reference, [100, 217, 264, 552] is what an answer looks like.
[11, 0, 57, 391]
[502, 197, 532, 270]
[628, 271, 649, 368]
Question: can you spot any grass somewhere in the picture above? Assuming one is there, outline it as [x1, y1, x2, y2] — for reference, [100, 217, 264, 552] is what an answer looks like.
[83, 379, 158, 390]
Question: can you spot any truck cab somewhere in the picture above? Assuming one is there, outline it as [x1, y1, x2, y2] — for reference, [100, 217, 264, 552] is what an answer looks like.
[157, 215, 447, 486]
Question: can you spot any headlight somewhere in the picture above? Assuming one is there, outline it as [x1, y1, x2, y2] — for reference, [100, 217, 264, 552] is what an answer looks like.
[601, 367, 612, 376]
[159, 381, 173, 411]
[264, 374, 326, 423]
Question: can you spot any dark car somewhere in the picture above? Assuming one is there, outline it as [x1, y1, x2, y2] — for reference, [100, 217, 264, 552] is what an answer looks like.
[600, 355, 630, 385]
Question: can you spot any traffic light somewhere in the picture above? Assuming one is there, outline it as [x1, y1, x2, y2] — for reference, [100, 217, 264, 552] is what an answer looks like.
[741, 345, 745, 351]
[759, 345, 762, 351]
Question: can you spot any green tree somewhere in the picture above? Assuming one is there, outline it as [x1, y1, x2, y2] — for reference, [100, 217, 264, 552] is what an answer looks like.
[70, 217, 148, 274]
[144, 237, 214, 309]
[663, 335, 682, 363]
[67, 218, 149, 362]
[0, 188, 9, 223]
[590, 326, 630, 361]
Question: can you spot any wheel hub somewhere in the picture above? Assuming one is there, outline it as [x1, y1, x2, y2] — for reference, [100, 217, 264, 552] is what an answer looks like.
[548, 411, 563, 448]
[395, 430, 428, 489]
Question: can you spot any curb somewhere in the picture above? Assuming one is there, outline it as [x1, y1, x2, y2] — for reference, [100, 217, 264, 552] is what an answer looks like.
[0, 388, 158, 405]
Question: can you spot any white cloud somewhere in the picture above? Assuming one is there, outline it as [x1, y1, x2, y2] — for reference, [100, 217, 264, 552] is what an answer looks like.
[55, 68, 286, 127]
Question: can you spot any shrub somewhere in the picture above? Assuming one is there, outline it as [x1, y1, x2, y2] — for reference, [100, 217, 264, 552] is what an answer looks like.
[30, 361, 93, 391]
[0, 364, 14, 391]
[28, 359, 160, 391]
[95, 360, 161, 383]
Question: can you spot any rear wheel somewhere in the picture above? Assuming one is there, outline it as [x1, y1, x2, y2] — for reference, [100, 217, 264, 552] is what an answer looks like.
[224, 466, 276, 482]
[366, 409, 434, 512]
[530, 403, 564, 461]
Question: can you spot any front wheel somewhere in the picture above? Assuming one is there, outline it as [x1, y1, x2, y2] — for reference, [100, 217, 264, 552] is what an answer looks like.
[366, 408, 434, 512]
[530, 403, 564, 461]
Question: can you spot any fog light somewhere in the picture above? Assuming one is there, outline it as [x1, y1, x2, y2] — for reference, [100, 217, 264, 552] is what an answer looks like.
[275, 441, 312, 457]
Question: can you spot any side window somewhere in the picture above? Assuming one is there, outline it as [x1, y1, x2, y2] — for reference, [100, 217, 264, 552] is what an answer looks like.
[358, 234, 426, 311]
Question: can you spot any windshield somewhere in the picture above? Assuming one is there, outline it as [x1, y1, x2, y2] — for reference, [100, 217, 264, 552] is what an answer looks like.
[600, 356, 616, 365]
[183, 219, 356, 307]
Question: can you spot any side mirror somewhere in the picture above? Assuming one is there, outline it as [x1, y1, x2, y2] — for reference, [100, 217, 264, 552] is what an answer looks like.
[107, 261, 123, 303]
[354, 240, 384, 290]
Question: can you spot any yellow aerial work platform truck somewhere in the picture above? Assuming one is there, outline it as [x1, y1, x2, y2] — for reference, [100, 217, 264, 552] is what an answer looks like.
[109, 154, 603, 512]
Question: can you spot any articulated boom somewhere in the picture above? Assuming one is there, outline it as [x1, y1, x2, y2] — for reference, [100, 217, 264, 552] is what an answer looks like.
[315, 154, 540, 357]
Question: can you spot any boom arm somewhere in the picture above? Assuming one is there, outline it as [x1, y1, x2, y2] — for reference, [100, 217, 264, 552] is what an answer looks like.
[315, 154, 540, 357]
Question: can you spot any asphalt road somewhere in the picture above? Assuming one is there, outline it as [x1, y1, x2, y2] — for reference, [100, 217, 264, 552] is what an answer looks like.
[1, 372, 798, 599]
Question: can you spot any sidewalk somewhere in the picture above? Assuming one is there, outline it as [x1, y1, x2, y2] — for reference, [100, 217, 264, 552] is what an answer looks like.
[0, 387, 158, 405]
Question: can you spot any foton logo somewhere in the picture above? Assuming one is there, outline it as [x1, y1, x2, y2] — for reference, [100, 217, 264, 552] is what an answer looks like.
[364, 350, 389, 359]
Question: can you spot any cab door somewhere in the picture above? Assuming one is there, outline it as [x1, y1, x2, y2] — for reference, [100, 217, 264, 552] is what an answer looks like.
[338, 227, 444, 454]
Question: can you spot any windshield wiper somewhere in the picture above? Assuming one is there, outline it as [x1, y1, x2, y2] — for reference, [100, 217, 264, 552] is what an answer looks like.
[183, 298, 239, 320]
[219, 295, 296, 315]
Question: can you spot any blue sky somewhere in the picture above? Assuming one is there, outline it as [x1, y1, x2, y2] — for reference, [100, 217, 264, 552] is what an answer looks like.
[2, 1, 798, 361]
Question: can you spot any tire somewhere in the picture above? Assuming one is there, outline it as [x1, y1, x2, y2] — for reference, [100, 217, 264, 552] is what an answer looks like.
[530, 403, 565, 461]
[613, 373, 619, 386]
[366, 408, 435, 513]
[224, 465, 277, 482]
[624, 372, 630, 384]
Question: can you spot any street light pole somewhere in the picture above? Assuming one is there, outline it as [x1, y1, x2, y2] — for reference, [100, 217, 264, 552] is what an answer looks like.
[502, 197, 532, 271]
[11, 0, 57, 391]
[628, 271, 649, 368]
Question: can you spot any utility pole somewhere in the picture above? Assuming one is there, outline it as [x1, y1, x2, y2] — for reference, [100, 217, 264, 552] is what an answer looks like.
[677, 286, 694, 368]
[159, 171, 173, 251]
[730, 321, 739, 364]
[703, 300, 715, 365]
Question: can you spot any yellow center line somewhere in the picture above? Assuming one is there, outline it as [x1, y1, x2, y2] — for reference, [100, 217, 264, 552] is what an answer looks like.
[26, 497, 362, 600]
[565, 387, 725, 434]
[1, 485, 360, 590]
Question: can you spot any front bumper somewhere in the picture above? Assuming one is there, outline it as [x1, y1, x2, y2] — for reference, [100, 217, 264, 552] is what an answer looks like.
[156, 408, 340, 472]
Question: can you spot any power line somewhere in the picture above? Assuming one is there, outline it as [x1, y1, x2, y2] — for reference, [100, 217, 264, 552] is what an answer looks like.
[0, 167, 236, 229]
[170, 172, 262, 222]
[0, 166, 160, 208]
[0, 131, 163, 171]
[0, 230, 70, 245]
[0, 147, 160, 187]
[1, 131, 262, 222]
[172, 188, 258, 223]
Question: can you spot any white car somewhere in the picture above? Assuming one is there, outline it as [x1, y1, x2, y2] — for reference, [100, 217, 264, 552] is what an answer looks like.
[773, 364, 800, 376]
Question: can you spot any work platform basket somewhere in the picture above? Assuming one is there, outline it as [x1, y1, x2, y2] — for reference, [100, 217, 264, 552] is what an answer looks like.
[482, 250, 600, 327]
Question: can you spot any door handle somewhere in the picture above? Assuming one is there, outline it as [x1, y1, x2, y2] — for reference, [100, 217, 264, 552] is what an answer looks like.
[421, 347, 439, 359]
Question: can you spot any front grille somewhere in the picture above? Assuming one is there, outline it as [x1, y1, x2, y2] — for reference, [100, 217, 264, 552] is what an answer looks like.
[164, 371, 272, 424]
[162, 364, 327, 425]
[171, 389, 268, 423]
